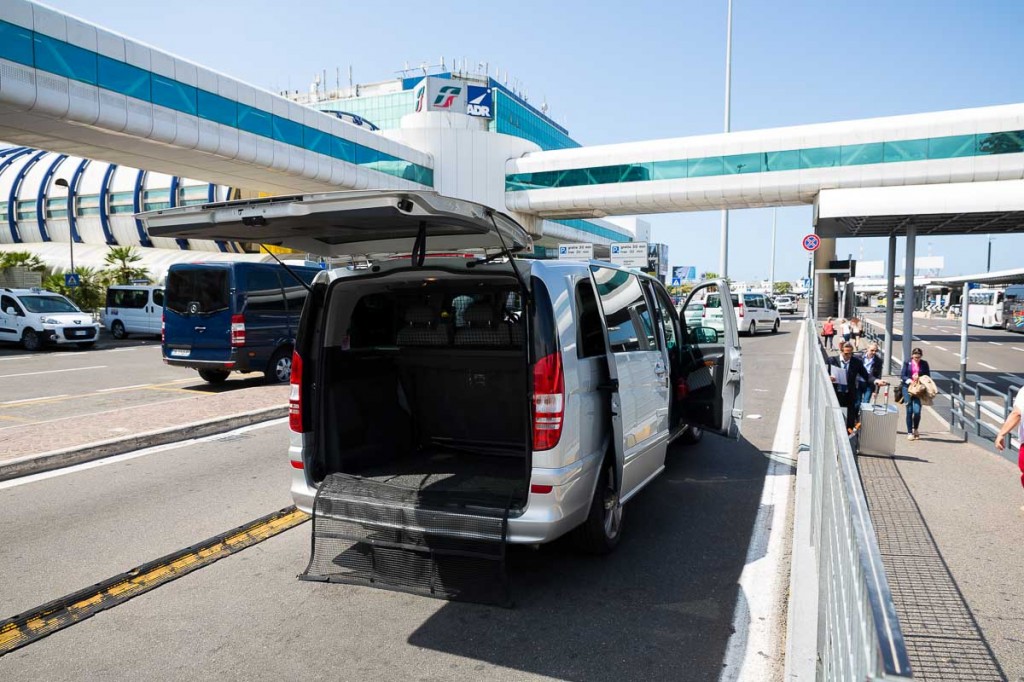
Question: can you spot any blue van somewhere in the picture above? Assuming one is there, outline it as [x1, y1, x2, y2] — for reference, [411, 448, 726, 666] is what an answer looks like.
[162, 262, 320, 383]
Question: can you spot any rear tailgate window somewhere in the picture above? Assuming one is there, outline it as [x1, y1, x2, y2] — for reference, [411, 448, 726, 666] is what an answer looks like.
[166, 267, 231, 316]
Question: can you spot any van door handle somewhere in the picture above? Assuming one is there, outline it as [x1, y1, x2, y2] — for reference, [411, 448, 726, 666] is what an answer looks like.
[654, 362, 668, 377]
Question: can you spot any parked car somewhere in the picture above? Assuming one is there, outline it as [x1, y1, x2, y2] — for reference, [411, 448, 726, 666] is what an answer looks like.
[705, 291, 780, 335]
[0, 287, 101, 350]
[102, 284, 164, 338]
[161, 262, 320, 384]
[775, 295, 797, 315]
[141, 191, 744, 565]
[682, 301, 705, 328]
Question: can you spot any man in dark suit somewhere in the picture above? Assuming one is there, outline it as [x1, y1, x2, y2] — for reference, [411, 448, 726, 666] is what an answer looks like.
[828, 340, 887, 429]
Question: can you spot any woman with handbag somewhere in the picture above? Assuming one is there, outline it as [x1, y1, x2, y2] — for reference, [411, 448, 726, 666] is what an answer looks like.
[901, 347, 931, 440]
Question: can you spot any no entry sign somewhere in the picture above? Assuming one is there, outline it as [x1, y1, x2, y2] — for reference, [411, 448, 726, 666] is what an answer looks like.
[802, 234, 821, 252]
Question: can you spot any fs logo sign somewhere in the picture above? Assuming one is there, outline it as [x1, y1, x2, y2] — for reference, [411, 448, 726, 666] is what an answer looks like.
[414, 81, 427, 113]
[434, 85, 462, 109]
[466, 86, 493, 118]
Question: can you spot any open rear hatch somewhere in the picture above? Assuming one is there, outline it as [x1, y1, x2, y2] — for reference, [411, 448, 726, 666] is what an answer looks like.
[141, 191, 533, 605]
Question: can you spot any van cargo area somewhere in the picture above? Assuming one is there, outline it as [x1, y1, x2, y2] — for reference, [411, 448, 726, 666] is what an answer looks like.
[310, 269, 532, 512]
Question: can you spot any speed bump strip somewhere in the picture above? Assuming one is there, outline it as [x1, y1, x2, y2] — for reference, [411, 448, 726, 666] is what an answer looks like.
[0, 506, 308, 656]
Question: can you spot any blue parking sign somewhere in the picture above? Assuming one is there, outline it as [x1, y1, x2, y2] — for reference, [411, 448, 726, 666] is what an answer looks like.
[65, 273, 81, 288]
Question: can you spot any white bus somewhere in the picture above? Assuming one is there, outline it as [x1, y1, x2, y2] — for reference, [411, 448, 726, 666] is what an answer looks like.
[966, 288, 1004, 328]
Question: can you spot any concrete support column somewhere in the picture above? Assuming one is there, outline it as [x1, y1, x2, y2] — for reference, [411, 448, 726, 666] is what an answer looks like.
[885, 234, 896, 373]
[813, 237, 836, 319]
[902, 224, 917, 368]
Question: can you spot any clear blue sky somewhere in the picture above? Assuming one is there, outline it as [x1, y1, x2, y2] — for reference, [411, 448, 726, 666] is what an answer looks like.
[41, 0, 1024, 280]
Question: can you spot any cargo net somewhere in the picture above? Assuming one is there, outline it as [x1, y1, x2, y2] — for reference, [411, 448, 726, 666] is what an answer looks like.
[301, 473, 511, 606]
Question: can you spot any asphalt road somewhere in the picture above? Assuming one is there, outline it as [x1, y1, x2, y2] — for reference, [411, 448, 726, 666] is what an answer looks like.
[0, 324, 801, 681]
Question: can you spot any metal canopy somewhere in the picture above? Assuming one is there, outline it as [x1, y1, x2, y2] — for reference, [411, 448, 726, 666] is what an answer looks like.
[816, 210, 1024, 238]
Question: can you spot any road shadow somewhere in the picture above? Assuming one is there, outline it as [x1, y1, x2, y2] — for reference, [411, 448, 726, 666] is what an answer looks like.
[178, 375, 273, 393]
[405, 433, 769, 681]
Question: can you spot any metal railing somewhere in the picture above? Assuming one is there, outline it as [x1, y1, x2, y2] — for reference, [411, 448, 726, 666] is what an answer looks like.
[804, 318, 912, 680]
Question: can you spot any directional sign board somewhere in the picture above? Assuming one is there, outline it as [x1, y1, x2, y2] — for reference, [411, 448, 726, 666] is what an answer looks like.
[558, 243, 594, 260]
[802, 234, 821, 252]
[64, 273, 81, 288]
[610, 242, 648, 269]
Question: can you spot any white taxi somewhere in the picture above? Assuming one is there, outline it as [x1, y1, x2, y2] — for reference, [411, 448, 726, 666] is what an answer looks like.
[0, 288, 101, 350]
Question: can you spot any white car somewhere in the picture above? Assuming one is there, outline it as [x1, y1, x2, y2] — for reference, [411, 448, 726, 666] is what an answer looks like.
[102, 284, 164, 339]
[775, 295, 798, 314]
[0, 287, 101, 350]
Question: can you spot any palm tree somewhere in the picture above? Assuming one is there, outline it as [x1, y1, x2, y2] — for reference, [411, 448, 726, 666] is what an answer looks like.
[0, 251, 45, 271]
[103, 246, 149, 285]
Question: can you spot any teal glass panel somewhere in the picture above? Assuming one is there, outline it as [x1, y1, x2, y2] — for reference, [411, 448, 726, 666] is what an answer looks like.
[976, 130, 1024, 155]
[927, 134, 975, 159]
[883, 139, 928, 162]
[151, 74, 197, 116]
[304, 128, 331, 156]
[16, 200, 37, 220]
[46, 209, 68, 218]
[554, 219, 630, 242]
[272, 116, 303, 147]
[840, 143, 883, 166]
[688, 156, 724, 177]
[77, 207, 101, 216]
[0, 20, 34, 67]
[765, 150, 799, 171]
[649, 159, 688, 181]
[98, 56, 150, 100]
[197, 90, 237, 127]
[109, 204, 135, 214]
[237, 104, 272, 138]
[34, 34, 97, 85]
[332, 137, 355, 163]
[799, 146, 839, 168]
[724, 153, 762, 174]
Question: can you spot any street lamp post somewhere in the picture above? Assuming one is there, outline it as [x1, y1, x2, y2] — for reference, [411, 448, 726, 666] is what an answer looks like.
[53, 178, 74, 301]
[986, 236, 994, 272]
[718, 0, 733, 279]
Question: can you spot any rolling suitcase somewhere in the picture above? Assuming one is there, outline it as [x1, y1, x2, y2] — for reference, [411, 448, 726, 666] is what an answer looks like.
[858, 389, 899, 456]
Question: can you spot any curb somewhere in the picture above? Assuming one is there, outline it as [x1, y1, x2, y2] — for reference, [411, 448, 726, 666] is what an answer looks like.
[0, 406, 287, 482]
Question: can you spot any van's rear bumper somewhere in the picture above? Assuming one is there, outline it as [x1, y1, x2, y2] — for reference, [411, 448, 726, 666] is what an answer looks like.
[162, 350, 259, 372]
[290, 444, 601, 545]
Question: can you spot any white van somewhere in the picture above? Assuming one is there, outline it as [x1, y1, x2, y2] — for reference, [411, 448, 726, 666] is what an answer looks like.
[141, 190, 744, 601]
[102, 285, 164, 338]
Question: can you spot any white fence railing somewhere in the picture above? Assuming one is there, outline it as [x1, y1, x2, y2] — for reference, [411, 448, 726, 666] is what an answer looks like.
[803, 318, 912, 680]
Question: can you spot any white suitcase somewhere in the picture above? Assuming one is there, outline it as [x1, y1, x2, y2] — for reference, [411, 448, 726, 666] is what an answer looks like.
[858, 390, 899, 456]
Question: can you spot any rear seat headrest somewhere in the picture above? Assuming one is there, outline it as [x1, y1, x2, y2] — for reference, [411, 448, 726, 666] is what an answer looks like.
[404, 305, 436, 326]
[464, 304, 496, 327]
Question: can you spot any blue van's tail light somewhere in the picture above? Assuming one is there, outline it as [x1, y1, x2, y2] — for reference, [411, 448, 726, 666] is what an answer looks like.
[532, 351, 564, 451]
[230, 314, 246, 347]
[289, 350, 304, 438]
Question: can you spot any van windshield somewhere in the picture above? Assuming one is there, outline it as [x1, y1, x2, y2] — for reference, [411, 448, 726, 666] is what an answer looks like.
[166, 268, 230, 315]
[704, 293, 739, 309]
[19, 295, 79, 314]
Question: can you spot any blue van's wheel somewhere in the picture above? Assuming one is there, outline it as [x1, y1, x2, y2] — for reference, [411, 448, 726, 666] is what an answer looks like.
[266, 347, 292, 384]
[198, 369, 230, 384]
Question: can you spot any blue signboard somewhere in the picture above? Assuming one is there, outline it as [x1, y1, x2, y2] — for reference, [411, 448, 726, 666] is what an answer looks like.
[466, 86, 493, 118]
[65, 273, 80, 288]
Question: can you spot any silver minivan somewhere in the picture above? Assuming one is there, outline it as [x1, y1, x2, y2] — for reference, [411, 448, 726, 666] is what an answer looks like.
[142, 191, 743, 596]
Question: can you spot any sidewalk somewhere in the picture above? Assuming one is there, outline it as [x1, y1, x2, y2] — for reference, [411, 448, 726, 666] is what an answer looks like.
[0, 384, 288, 480]
[857, 400, 1023, 680]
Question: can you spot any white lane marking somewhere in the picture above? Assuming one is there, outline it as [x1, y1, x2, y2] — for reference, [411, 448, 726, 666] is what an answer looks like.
[96, 384, 152, 393]
[989, 342, 1002, 346]
[1, 394, 69, 406]
[979, 362, 997, 370]
[0, 365, 106, 380]
[720, 318, 803, 681]
[0, 355, 32, 362]
[935, 346, 949, 352]
[922, 340, 932, 345]
[0, 418, 287, 490]
[1014, 347, 1024, 353]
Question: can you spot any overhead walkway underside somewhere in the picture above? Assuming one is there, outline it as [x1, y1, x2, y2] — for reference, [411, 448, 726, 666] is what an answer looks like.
[0, 3, 433, 196]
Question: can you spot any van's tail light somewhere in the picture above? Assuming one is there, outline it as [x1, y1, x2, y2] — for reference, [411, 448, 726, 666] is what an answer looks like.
[737, 303, 744, 317]
[289, 350, 303, 435]
[532, 352, 565, 451]
[230, 314, 246, 347]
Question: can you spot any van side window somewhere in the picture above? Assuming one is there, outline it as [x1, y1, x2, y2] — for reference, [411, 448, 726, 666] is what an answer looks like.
[590, 266, 648, 353]
[650, 283, 681, 351]
[575, 280, 605, 358]
[152, 290, 164, 307]
[1, 295, 22, 315]
[246, 269, 286, 315]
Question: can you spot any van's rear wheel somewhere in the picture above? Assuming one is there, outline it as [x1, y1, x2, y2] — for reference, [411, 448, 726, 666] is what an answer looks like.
[111, 320, 127, 339]
[772, 319, 780, 334]
[265, 347, 292, 384]
[574, 459, 623, 554]
[748, 321, 757, 336]
[198, 369, 230, 384]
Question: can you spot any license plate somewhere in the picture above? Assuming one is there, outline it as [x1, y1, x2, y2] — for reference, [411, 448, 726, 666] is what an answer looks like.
[170, 348, 190, 357]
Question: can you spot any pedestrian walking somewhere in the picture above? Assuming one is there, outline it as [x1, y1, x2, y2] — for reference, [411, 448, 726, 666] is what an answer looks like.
[840, 318, 853, 345]
[828, 341, 888, 430]
[858, 342, 883, 406]
[821, 316, 836, 350]
[900, 347, 931, 440]
[851, 317, 863, 349]
[995, 385, 1024, 493]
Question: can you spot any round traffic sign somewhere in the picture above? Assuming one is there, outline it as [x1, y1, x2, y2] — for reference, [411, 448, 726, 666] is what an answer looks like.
[802, 234, 821, 252]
